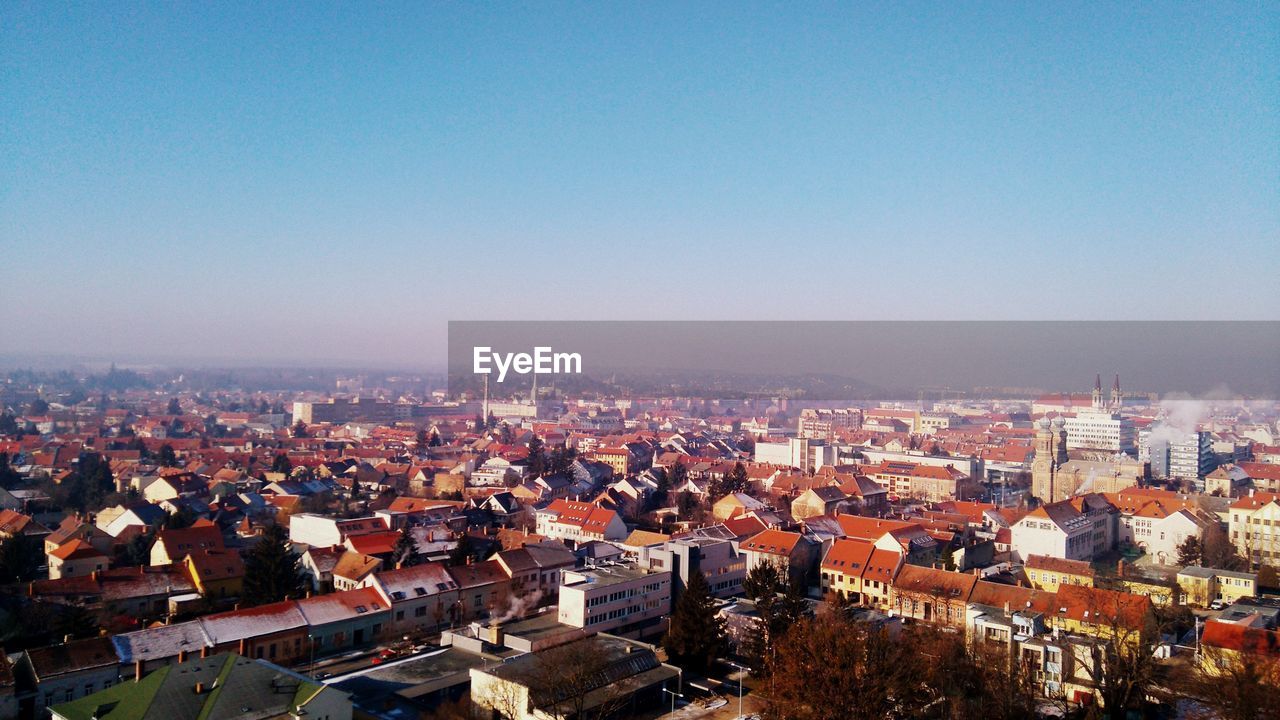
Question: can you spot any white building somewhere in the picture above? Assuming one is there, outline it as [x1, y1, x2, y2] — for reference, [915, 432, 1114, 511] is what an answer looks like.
[1010, 495, 1117, 562]
[288, 514, 388, 548]
[753, 437, 836, 471]
[557, 564, 672, 636]
[1064, 409, 1136, 454]
[635, 536, 746, 599]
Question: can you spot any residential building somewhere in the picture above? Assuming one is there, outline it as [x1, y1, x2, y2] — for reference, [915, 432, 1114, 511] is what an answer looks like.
[199, 600, 309, 665]
[1025, 555, 1095, 592]
[1198, 620, 1280, 677]
[819, 537, 877, 602]
[448, 559, 514, 623]
[150, 521, 225, 566]
[1176, 567, 1257, 608]
[183, 549, 245, 600]
[889, 564, 977, 629]
[739, 529, 819, 587]
[367, 562, 460, 635]
[797, 408, 862, 441]
[1228, 491, 1280, 567]
[1145, 430, 1216, 482]
[19, 637, 121, 711]
[790, 486, 851, 520]
[47, 539, 108, 580]
[1110, 488, 1217, 566]
[865, 460, 976, 503]
[1010, 495, 1117, 563]
[534, 499, 627, 544]
[710, 492, 766, 522]
[296, 587, 391, 654]
[494, 541, 578, 601]
[332, 551, 382, 591]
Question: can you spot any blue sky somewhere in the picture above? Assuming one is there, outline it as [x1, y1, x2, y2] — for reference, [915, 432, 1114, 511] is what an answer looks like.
[2, 2, 1277, 367]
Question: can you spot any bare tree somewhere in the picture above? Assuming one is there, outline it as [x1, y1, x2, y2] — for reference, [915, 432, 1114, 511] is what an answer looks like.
[1178, 645, 1280, 720]
[524, 638, 630, 720]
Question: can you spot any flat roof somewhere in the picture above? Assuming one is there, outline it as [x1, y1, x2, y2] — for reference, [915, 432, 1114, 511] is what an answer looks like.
[563, 564, 661, 589]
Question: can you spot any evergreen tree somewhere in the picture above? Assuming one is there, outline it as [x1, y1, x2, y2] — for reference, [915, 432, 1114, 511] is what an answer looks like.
[526, 435, 546, 478]
[725, 462, 750, 495]
[393, 524, 420, 568]
[486, 412, 497, 430]
[662, 570, 727, 673]
[449, 532, 474, 566]
[0, 452, 21, 489]
[166, 397, 181, 415]
[157, 443, 178, 467]
[55, 604, 100, 640]
[0, 533, 42, 583]
[242, 524, 304, 606]
[667, 461, 689, 490]
[117, 532, 153, 567]
[415, 428, 430, 448]
[744, 574, 813, 675]
[743, 560, 784, 601]
[271, 453, 292, 474]
[429, 430, 442, 447]
[292, 420, 308, 438]
[1177, 535, 1203, 567]
[473, 414, 485, 434]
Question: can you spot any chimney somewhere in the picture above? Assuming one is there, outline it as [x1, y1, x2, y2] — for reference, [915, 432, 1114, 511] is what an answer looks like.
[194, 681, 205, 694]
[1117, 560, 1124, 578]
[177, 650, 187, 664]
[135, 661, 144, 682]
[488, 622, 502, 646]
[239, 638, 247, 655]
[92, 570, 100, 583]
[200, 646, 208, 658]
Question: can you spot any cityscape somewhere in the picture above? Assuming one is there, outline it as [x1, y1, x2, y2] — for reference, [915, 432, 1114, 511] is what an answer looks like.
[4, 3, 1278, 720]
[0, 364, 1277, 719]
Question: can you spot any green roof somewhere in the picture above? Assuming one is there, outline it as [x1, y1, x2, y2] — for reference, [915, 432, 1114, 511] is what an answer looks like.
[51, 653, 336, 720]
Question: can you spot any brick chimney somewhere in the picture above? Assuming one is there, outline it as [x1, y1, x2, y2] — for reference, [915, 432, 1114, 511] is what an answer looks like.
[135, 660, 144, 682]
[177, 650, 187, 664]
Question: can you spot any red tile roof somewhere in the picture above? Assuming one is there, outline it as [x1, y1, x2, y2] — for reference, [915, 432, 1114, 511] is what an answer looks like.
[741, 529, 803, 556]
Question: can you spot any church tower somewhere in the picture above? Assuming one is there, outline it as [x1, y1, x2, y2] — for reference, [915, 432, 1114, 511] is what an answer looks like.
[1032, 417, 1056, 502]
[1032, 416, 1071, 503]
[1110, 374, 1121, 411]
[1092, 373, 1104, 411]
